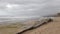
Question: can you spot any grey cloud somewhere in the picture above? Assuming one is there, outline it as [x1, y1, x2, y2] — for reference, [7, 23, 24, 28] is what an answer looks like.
[0, 0, 60, 17]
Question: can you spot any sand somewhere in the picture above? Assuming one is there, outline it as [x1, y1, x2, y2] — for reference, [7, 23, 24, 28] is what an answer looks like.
[0, 17, 60, 34]
[22, 17, 60, 34]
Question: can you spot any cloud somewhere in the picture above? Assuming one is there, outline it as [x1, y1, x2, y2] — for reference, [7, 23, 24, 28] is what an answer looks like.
[6, 4, 19, 9]
[0, 0, 60, 17]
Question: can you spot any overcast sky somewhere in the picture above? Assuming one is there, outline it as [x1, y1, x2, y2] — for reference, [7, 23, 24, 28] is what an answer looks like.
[0, 0, 60, 18]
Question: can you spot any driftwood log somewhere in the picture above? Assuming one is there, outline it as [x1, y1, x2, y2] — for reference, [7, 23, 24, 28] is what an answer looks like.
[17, 17, 53, 34]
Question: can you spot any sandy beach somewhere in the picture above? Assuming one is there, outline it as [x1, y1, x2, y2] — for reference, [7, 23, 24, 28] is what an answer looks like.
[21, 17, 60, 34]
[0, 17, 59, 34]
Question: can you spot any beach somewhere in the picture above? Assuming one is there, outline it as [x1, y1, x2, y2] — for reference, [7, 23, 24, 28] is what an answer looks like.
[0, 17, 59, 34]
